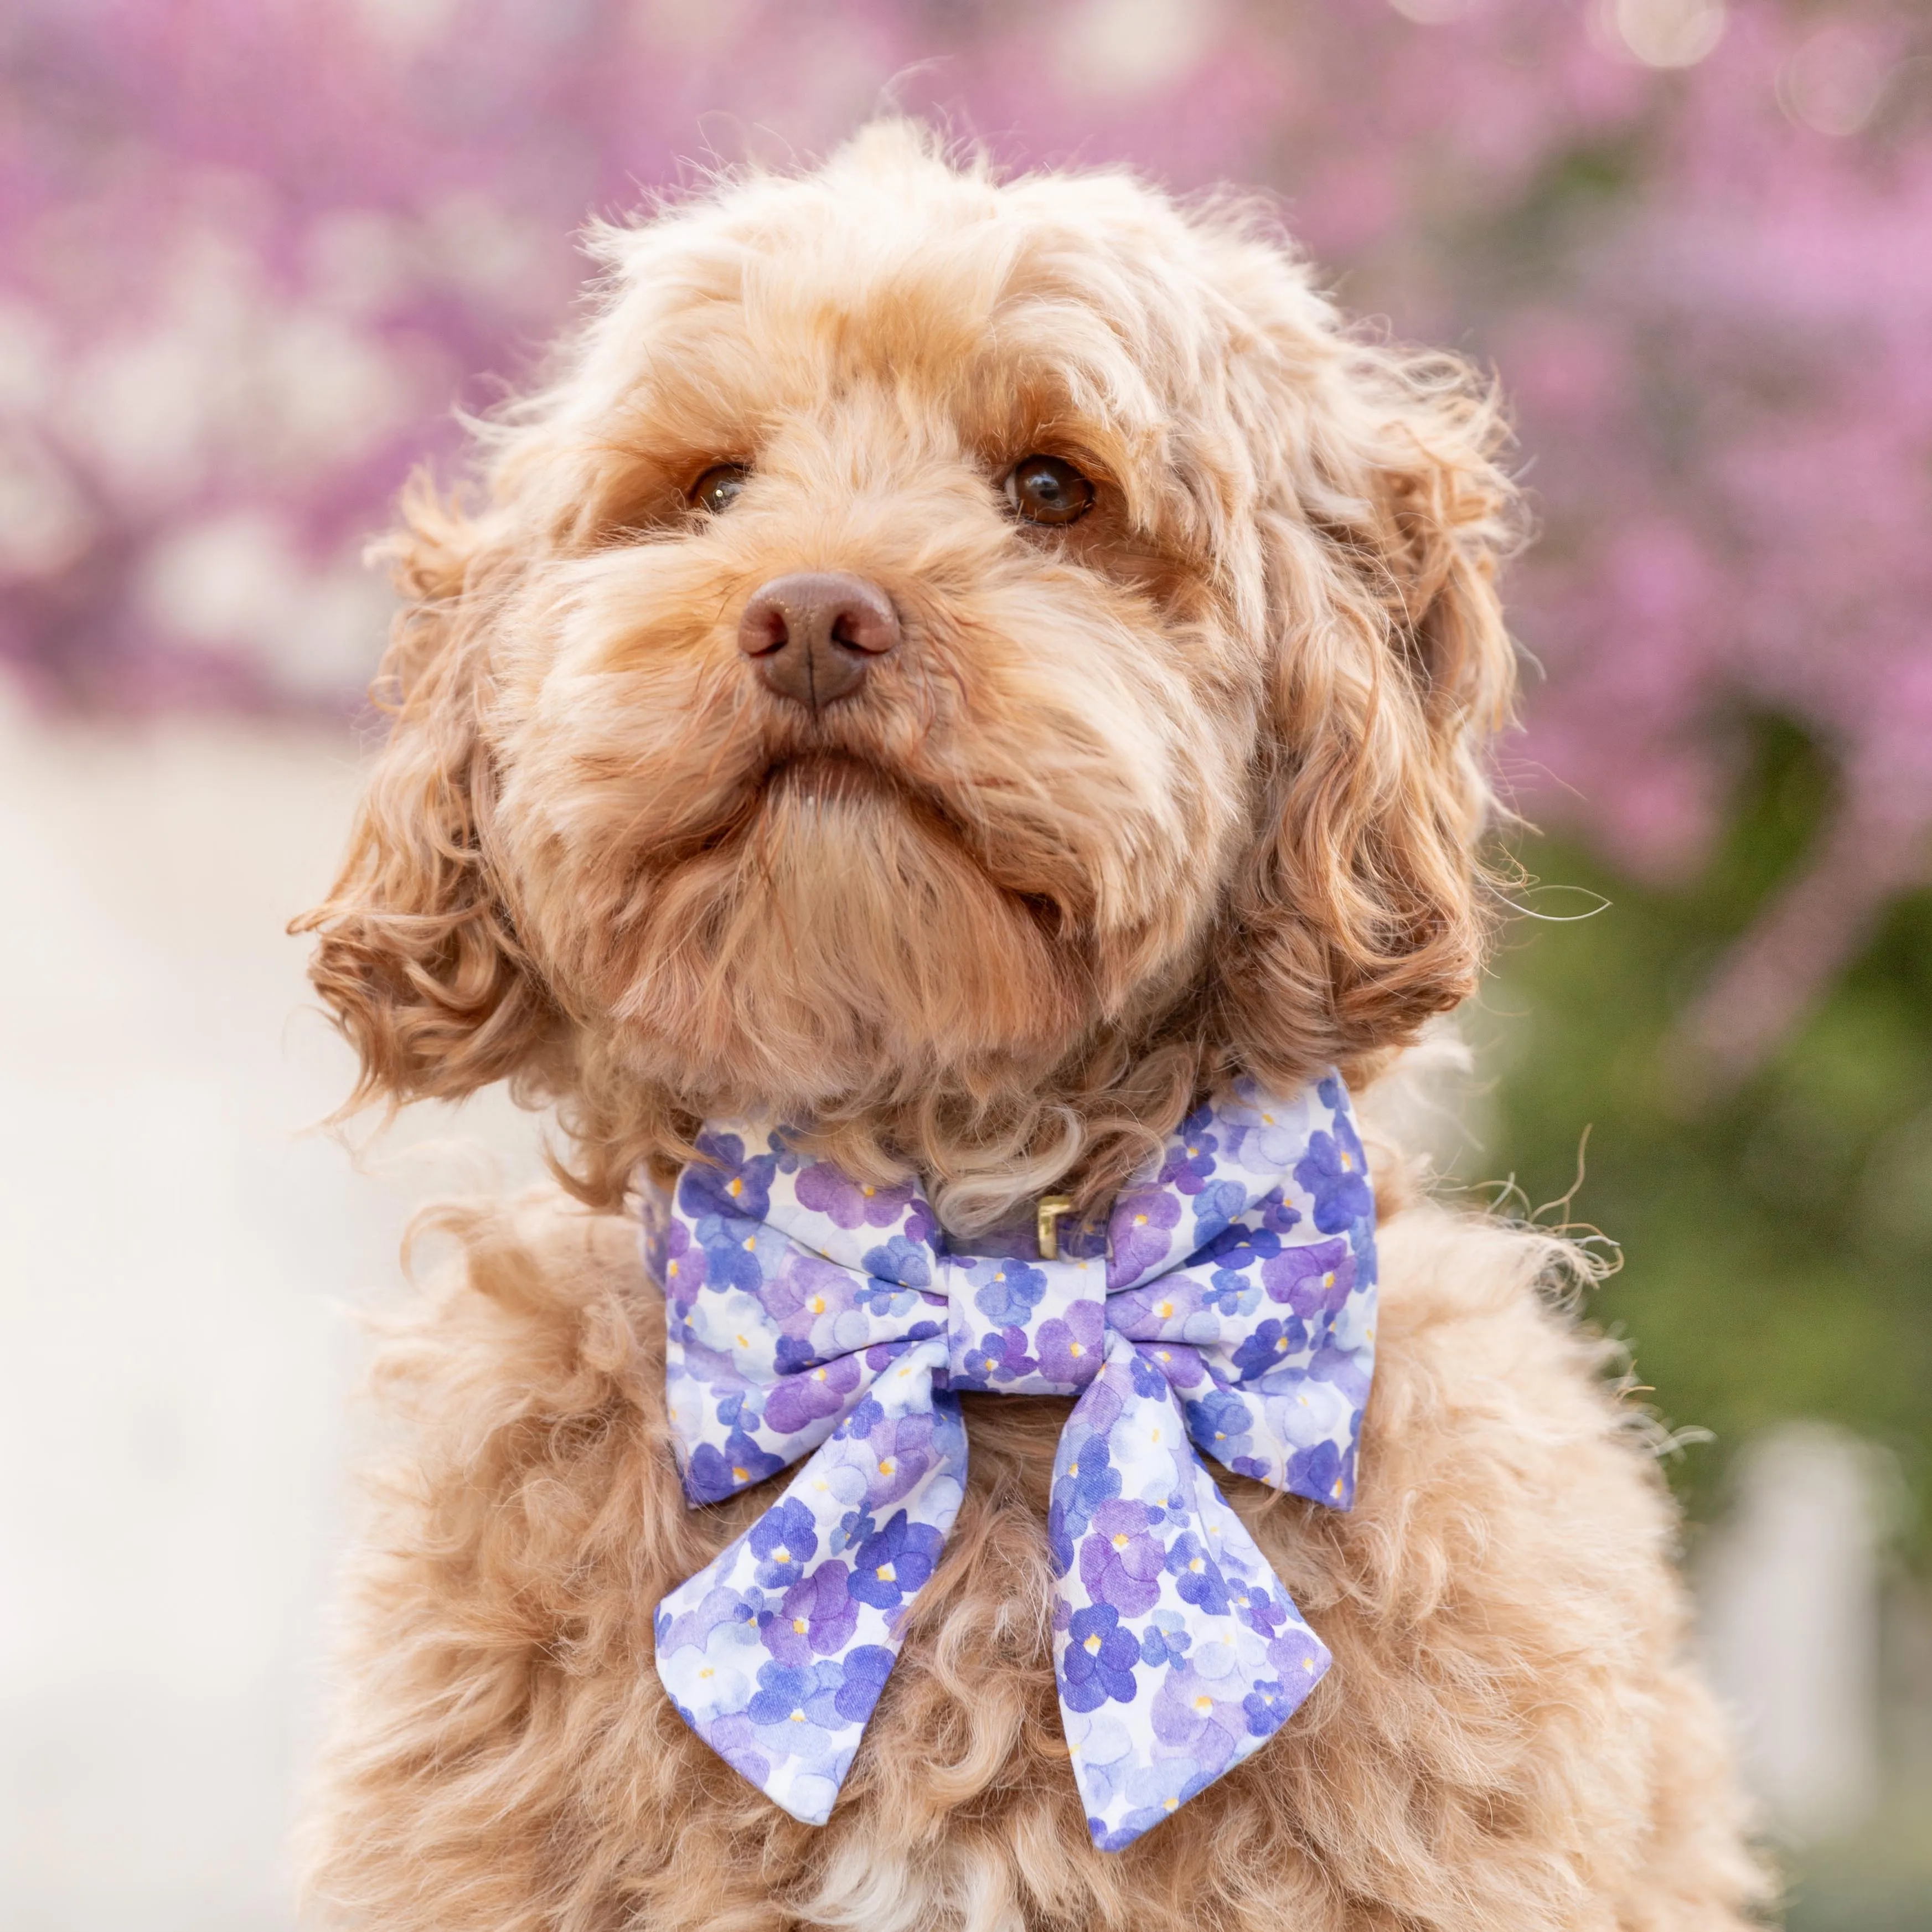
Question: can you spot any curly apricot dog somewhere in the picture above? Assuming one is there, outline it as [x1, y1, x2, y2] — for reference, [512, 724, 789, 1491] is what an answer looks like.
[296, 123, 1763, 1932]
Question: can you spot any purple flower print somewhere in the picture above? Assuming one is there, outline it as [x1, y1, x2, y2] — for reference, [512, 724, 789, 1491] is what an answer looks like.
[654, 1579, 756, 1659]
[745, 1659, 838, 1729]
[1148, 1672, 1240, 1774]
[653, 1071, 1375, 1846]
[1242, 1678, 1294, 1738]
[1287, 1437, 1350, 1507]
[1305, 1341, 1373, 1408]
[1184, 1389, 1255, 1464]
[1260, 1239, 1355, 1315]
[846, 1510, 943, 1612]
[659, 1217, 706, 1313]
[1035, 1299, 1105, 1387]
[1053, 1433, 1121, 1539]
[1138, 1609, 1192, 1667]
[1047, 1496, 1075, 1577]
[970, 1261, 1047, 1327]
[1059, 1605, 1141, 1711]
[758, 1562, 857, 1665]
[794, 1160, 917, 1231]
[1234, 1585, 1289, 1641]
[1231, 1316, 1309, 1383]
[1194, 1221, 1281, 1271]
[686, 1432, 785, 1503]
[831, 1643, 896, 1724]
[1295, 1121, 1372, 1235]
[854, 1411, 937, 1509]
[1164, 1531, 1232, 1616]
[1259, 1194, 1305, 1238]
[747, 1497, 819, 1588]
[683, 1130, 778, 1223]
[859, 1232, 933, 1290]
[694, 1211, 772, 1293]
[766, 1253, 856, 1328]
[1108, 1185, 1181, 1286]
[1159, 1112, 1218, 1193]
[1078, 1500, 1165, 1616]
[1268, 1623, 1329, 1687]
[1185, 1177, 1249, 1252]
[956, 1326, 1037, 1386]
[762, 1354, 862, 1437]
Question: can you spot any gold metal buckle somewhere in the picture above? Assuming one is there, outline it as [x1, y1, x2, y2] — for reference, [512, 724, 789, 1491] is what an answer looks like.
[1036, 1194, 1076, 1260]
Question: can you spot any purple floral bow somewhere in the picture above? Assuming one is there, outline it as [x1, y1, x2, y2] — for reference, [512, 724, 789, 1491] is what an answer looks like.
[644, 1075, 1376, 1848]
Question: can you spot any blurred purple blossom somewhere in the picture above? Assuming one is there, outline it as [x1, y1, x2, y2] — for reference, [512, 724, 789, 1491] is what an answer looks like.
[4, 0, 1929, 1025]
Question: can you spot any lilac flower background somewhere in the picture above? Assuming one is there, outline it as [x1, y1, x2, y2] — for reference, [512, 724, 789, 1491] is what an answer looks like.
[7, 0, 1932, 1061]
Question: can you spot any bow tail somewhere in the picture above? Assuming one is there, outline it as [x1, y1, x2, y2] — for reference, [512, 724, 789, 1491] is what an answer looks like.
[1050, 1333, 1333, 1850]
[652, 1339, 966, 1826]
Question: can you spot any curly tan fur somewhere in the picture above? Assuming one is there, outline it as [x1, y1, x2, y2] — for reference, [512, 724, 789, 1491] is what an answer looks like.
[295, 123, 1518, 1227]
[302, 1176, 1761, 1931]
[296, 126, 1763, 1930]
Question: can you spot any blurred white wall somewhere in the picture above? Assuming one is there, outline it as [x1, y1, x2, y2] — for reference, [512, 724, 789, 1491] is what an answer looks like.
[0, 696, 539, 1932]
[1698, 1421, 1891, 1844]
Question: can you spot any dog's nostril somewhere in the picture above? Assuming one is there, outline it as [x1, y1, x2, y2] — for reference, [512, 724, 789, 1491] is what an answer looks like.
[736, 571, 900, 710]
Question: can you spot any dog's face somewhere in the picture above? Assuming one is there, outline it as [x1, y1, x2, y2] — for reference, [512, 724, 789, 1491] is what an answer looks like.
[302, 126, 1517, 1202]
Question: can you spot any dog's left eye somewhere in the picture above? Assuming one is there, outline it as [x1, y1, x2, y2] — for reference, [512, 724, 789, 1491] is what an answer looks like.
[1004, 454, 1095, 526]
[689, 464, 750, 514]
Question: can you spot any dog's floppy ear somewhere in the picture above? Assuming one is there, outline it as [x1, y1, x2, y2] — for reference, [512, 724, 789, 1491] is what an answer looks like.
[1219, 342, 1521, 1084]
[294, 481, 558, 1109]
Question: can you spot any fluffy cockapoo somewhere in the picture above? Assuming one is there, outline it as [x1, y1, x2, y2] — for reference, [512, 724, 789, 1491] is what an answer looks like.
[296, 125, 1764, 1932]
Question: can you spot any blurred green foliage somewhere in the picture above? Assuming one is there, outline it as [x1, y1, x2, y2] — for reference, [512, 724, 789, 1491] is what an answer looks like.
[1476, 718, 1932, 1556]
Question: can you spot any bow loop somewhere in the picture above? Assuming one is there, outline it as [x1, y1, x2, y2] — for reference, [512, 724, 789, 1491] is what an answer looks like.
[648, 1075, 1377, 1847]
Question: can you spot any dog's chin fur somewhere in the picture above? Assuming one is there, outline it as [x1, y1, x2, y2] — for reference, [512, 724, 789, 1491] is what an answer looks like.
[294, 126, 1766, 1930]
[602, 773, 1090, 1108]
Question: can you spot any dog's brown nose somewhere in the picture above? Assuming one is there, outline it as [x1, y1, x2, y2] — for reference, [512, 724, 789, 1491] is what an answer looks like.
[737, 572, 899, 710]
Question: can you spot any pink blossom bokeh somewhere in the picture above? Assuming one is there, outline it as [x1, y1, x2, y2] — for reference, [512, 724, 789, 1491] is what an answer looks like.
[4, 0, 1929, 913]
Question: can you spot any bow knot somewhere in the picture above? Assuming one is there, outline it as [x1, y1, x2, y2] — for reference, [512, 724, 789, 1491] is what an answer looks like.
[647, 1075, 1377, 1848]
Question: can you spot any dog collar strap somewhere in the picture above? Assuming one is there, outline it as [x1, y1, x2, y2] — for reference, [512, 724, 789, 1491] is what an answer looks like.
[645, 1074, 1377, 1849]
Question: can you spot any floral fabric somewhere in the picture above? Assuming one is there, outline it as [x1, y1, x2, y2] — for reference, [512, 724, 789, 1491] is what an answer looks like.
[644, 1075, 1377, 1848]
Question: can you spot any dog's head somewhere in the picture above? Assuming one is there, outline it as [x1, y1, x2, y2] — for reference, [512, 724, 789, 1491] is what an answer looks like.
[299, 125, 1518, 1218]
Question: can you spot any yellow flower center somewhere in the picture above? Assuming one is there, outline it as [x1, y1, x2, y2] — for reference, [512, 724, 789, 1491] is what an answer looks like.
[772, 1547, 791, 1564]
[732, 1466, 748, 1482]
[792, 1616, 808, 1634]
[1069, 1341, 1084, 1357]
[875, 1562, 896, 1582]
[878, 1458, 896, 1476]
[1194, 1696, 1213, 1714]
[1083, 1633, 1103, 1655]
[729, 1177, 743, 1196]
[807, 1294, 825, 1314]
[1112, 1532, 1130, 1550]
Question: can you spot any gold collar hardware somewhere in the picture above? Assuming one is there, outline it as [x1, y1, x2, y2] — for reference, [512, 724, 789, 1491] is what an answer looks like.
[1036, 1195, 1076, 1261]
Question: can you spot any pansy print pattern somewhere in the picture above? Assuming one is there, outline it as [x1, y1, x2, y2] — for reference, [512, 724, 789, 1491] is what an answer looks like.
[645, 1075, 1377, 1848]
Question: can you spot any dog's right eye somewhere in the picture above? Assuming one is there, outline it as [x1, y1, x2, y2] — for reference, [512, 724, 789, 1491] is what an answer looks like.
[1004, 454, 1095, 526]
[689, 464, 750, 514]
